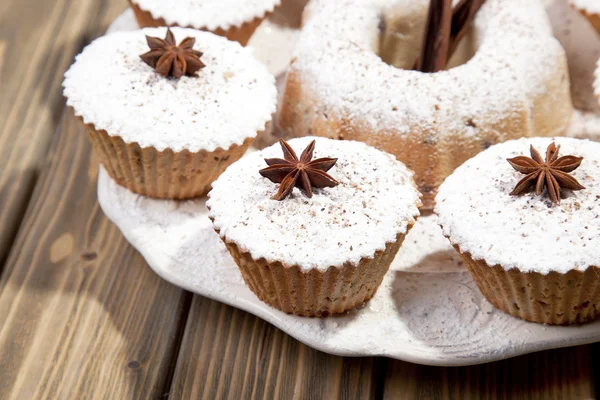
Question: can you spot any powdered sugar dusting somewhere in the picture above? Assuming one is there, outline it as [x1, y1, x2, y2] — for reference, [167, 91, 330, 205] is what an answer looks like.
[131, 0, 280, 30]
[390, 214, 466, 273]
[568, 110, 600, 140]
[570, 0, 600, 14]
[63, 27, 277, 152]
[290, 0, 567, 136]
[435, 137, 600, 275]
[207, 137, 421, 270]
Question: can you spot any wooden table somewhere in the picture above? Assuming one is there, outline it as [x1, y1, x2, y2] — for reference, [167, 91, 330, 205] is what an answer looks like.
[0, 0, 598, 398]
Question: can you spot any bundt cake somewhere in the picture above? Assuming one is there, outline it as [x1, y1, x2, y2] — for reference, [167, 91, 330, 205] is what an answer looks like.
[277, 0, 573, 208]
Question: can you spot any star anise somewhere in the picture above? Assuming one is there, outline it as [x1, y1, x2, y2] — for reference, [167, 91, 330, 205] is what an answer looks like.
[507, 142, 585, 204]
[140, 28, 205, 78]
[259, 139, 339, 201]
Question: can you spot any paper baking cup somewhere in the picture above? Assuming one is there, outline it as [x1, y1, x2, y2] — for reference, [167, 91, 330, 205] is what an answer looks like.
[217, 230, 410, 317]
[83, 120, 254, 199]
[129, 1, 268, 46]
[457, 248, 600, 325]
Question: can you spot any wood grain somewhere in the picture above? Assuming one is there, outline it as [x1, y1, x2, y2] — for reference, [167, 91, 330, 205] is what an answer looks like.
[0, 41, 7, 78]
[170, 296, 382, 399]
[0, 0, 124, 267]
[383, 345, 596, 399]
[0, 1, 598, 398]
[172, 292, 598, 400]
[0, 108, 192, 399]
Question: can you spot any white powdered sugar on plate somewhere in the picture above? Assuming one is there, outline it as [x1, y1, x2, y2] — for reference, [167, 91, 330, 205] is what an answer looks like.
[435, 137, 600, 275]
[290, 0, 565, 137]
[63, 27, 277, 152]
[207, 137, 421, 270]
[131, 0, 281, 31]
[570, 0, 600, 14]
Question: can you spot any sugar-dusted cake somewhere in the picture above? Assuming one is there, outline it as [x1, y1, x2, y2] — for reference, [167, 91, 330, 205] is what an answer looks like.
[129, 0, 281, 46]
[278, 0, 573, 209]
[570, 0, 600, 33]
[207, 137, 422, 316]
[63, 27, 276, 199]
[435, 137, 599, 325]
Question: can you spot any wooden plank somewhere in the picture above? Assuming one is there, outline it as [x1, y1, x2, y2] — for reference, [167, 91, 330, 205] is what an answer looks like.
[0, 0, 125, 266]
[0, 107, 193, 399]
[382, 345, 595, 399]
[170, 296, 381, 399]
[594, 344, 600, 397]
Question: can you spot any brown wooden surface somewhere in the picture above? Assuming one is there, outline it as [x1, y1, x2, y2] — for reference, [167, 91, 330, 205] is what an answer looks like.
[170, 296, 381, 399]
[0, 0, 598, 399]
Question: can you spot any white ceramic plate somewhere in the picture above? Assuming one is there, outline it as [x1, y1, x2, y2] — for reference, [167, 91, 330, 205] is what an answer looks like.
[99, 8, 600, 367]
[98, 167, 600, 367]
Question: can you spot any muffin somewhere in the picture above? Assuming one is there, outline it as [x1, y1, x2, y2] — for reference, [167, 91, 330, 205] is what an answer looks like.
[207, 137, 422, 316]
[63, 27, 276, 199]
[435, 137, 600, 325]
[129, 0, 281, 46]
[570, 0, 600, 33]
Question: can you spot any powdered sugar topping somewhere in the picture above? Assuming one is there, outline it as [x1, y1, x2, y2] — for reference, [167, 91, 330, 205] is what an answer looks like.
[63, 27, 277, 152]
[570, 0, 600, 14]
[290, 0, 566, 137]
[131, 0, 280, 30]
[208, 137, 422, 270]
[435, 137, 600, 274]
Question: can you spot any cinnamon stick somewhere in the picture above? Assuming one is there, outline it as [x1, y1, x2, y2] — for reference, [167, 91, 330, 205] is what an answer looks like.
[417, 0, 453, 73]
[416, 0, 486, 72]
[447, 0, 485, 61]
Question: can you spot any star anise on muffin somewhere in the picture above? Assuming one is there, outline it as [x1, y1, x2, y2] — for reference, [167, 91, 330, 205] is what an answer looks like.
[507, 142, 585, 204]
[140, 28, 205, 78]
[259, 139, 339, 201]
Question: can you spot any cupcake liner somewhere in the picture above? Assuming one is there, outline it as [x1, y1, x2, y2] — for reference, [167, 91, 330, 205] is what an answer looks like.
[129, 0, 268, 46]
[218, 230, 410, 317]
[83, 119, 254, 199]
[456, 247, 600, 325]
